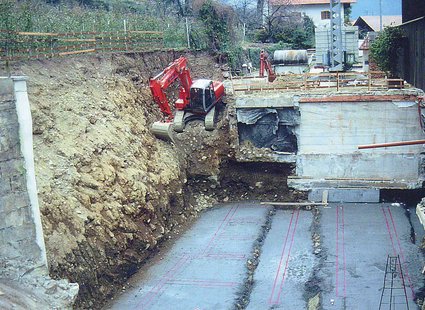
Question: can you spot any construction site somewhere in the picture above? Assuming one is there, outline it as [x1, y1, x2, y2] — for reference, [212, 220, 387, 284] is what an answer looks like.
[1, 0, 425, 309]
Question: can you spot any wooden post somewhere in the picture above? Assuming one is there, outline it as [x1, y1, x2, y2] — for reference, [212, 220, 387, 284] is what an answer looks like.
[185, 17, 190, 49]
[368, 73, 371, 91]
[336, 72, 339, 91]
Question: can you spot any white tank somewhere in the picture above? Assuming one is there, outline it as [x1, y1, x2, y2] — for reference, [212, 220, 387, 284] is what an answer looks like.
[273, 50, 308, 65]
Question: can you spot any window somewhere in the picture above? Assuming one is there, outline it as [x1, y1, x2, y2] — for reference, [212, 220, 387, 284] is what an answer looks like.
[321, 11, 330, 20]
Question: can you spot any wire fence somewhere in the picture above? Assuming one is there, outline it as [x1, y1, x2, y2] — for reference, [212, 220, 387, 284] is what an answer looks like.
[0, 29, 165, 61]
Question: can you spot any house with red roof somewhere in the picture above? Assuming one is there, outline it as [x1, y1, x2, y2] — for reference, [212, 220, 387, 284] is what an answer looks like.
[270, 0, 356, 27]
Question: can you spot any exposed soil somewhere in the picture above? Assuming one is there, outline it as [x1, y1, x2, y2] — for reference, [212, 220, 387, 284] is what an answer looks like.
[2, 51, 299, 308]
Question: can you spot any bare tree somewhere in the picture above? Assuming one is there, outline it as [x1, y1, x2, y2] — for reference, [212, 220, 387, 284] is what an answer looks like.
[256, 0, 265, 25]
[234, 0, 256, 28]
[263, 0, 294, 40]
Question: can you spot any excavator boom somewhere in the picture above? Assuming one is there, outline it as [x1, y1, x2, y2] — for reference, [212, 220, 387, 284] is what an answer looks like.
[149, 56, 193, 121]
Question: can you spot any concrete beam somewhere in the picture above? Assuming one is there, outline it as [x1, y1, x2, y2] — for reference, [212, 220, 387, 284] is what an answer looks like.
[308, 188, 380, 203]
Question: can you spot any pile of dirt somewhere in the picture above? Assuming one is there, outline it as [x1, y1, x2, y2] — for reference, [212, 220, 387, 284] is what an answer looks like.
[4, 50, 299, 308]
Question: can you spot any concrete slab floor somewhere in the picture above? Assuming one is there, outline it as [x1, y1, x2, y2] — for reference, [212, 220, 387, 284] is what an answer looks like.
[106, 202, 425, 310]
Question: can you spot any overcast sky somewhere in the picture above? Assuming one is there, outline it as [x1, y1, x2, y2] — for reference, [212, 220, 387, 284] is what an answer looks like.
[351, 0, 402, 18]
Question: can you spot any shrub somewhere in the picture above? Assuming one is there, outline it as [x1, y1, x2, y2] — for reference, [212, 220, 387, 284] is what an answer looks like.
[370, 26, 404, 75]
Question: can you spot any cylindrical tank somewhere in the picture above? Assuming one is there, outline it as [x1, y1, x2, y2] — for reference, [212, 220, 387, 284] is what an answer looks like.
[273, 50, 308, 65]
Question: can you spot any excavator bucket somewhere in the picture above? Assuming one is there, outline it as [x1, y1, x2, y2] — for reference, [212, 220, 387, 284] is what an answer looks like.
[150, 122, 175, 142]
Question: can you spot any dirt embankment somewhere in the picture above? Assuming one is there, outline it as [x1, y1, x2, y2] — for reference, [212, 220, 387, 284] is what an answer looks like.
[5, 51, 299, 308]
[6, 51, 225, 307]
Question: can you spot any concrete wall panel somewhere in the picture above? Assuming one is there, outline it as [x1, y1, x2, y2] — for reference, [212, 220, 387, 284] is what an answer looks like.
[297, 100, 425, 180]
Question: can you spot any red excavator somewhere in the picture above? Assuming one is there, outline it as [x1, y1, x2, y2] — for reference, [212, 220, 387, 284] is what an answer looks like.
[259, 50, 276, 82]
[149, 56, 225, 140]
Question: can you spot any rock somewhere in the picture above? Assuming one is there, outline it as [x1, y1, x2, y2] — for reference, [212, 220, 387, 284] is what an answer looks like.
[308, 293, 320, 310]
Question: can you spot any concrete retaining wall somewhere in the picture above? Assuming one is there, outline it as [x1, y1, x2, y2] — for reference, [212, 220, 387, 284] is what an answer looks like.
[0, 77, 47, 266]
[233, 90, 425, 188]
[297, 100, 425, 181]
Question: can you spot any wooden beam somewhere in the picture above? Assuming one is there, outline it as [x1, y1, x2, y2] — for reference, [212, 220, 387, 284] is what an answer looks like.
[17, 31, 58, 36]
[58, 49, 95, 56]
[299, 95, 417, 103]
[59, 38, 96, 42]
[260, 202, 328, 206]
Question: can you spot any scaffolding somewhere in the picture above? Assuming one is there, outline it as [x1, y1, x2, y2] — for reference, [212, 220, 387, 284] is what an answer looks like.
[329, 0, 344, 71]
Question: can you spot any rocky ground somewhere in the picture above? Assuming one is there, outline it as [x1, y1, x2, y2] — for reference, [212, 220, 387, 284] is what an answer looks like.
[1, 51, 298, 308]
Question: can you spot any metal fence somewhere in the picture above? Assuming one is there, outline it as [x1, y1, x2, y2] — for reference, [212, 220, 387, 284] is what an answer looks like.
[0, 30, 164, 61]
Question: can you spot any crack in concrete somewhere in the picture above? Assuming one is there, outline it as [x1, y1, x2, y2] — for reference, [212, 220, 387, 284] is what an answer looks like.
[303, 207, 325, 310]
[403, 205, 417, 244]
[233, 207, 276, 310]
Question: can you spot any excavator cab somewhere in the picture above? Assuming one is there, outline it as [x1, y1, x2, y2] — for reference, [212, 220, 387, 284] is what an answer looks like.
[188, 79, 216, 114]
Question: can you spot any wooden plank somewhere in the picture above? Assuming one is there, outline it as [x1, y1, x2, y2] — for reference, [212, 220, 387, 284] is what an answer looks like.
[58, 49, 95, 56]
[322, 190, 328, 204]
[59, 38, 96, 42]
[129, 30, 163, 35]
[17, 31, 58, 36]
[324, 177, 392, 181]
[299, 94, 417, 103]
[260, 202, 328, 206]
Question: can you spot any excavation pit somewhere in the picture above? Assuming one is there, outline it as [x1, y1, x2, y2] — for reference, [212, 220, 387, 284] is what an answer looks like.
[107, 201, 425, 309]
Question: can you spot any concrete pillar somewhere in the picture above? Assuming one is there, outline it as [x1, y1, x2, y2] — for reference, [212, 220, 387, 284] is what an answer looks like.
[13, 76, 48, 267]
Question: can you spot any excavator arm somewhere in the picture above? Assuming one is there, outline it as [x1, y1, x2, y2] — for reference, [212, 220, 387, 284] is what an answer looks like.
[259, 50, 276, 83]
[149, 56, 193, 121]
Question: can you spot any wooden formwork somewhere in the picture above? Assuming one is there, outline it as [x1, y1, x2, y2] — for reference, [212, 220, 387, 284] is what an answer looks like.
[230, 71, 406, 93]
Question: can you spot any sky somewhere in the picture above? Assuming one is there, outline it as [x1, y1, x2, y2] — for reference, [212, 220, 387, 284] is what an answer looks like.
[350, 0, 402, 19]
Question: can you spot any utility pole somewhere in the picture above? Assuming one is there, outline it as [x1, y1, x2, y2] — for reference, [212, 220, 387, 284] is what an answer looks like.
[379, 0, 383, 31]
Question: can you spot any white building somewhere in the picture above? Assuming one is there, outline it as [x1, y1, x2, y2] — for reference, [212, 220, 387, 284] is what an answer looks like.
[270, 0, 356, 27]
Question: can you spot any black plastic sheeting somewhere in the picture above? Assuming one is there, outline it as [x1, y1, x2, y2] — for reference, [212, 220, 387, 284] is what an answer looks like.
[237, 108, 300, 153]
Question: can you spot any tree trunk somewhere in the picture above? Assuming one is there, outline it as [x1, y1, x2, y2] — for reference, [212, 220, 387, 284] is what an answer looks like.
[184, 0, 192, 15]
[256, 0, 265, 25]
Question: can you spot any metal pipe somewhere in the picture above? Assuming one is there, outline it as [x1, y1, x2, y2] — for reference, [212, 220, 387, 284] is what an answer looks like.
[358, 139, 425, 149]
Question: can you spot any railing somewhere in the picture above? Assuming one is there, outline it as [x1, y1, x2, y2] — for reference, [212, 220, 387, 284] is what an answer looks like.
[230, 71, 406, 93]
[0, 30, 164, 61]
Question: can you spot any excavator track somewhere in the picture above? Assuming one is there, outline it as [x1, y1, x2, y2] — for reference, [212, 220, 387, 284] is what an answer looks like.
[173, 110, 186, 133]
[204, 106, 216, 131]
